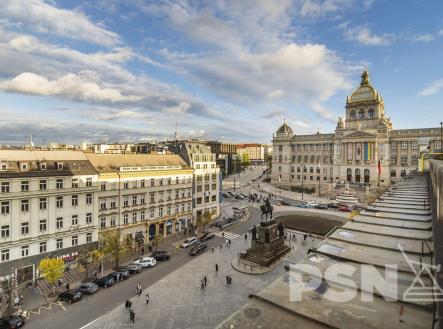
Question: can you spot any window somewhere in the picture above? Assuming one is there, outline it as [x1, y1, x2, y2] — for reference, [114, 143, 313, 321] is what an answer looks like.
[349, 110, 356, 120]
[1, 249, 9, 262]
[100, 199, 107, 210]
[150, 208, 155, 218]
[39, 180, 47, 190]
[211, 195, 217, 201]
[140, 210, 145, 221]
[21, 222, 29, 235]
[123, 197, 129, 207]
[401, 141, 408, 150]
[141, 179, 145, 187]
[0, 163, 6, 171]
[132, 212, 137, 222]
[56, 239, 63, 250]
[21, 181, 29, 192]
[40, 163, 46, 170]
[150, 179, 155, 187]
[278, 155, 282, 162]
[72, 178, 79, 188]
[140, 196, 145, 204]
[21, 245, 29, 257]
[100, 218, 106, 228]
[310, 144, 315, 151]
[56, 196, 63, 208]
[56, 217, 63, 229]
[110, 199, 116, 208]
[196, 197, 202, 205]
[411, 155, 418, 165]
[86, 213, 92, 224]
[110, 217, 116, 226]
[20, 163, 28, 171]
[40, 198, 48, 210]
[411, 142, 418, 150]
[278, 145, 283, 152]
[39, 219, 47, 232]
[72, 195, 78, 207]
[159, 207, 163, 217]
[132, 195, 137, 205]
[86, 194, 92, 205]
[124, 182, 129, 189]
[100, 183, 106, 191]
[21, 199, 29, 212]
[86, 178, 92, 187]
[1, 182, 10, 193]
[86, 233, 92, 243]
[368, 108, 375, 118]
[358, 109, 365, 119]
[167, 206, 171, 216]
[39, 242, 47, 253]
[72, 235, 78, 246]
[72, 215, 78, 226]
[57, 162, 64, 170]
[401, 155, 408, 166]
[1, 225, 9, 238]
[310, 155, 315, 163]
[123, 214, 129, 224]
[56, 179, 64, 189]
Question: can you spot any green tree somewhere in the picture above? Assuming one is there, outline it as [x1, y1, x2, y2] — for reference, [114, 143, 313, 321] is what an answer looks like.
[38, 258, 65, 296]
[99, 230, 127, 269]
[153, 233, 164, 253]
[241, 153, 251, 168]
[77, 247, 104, 279]
[197, 211, 212, 233]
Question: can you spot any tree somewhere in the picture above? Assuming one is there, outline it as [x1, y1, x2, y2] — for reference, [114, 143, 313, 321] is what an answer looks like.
[153, 233, 164, 253]
[38, 258, 65, 296]
[77, 247, 104, 279]
[0, 276, 16, 315]
[241, 153, 251, 168]
[99, 230, 127, 269]
[197, 211, 212, 233]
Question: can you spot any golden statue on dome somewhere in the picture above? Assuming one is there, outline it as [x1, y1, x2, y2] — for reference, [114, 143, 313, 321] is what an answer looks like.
[337, 116, 345, 129]
[361, 69, 370, 86]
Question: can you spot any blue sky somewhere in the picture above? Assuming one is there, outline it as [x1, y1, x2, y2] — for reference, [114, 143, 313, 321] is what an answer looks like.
[0, 0, 442, 145]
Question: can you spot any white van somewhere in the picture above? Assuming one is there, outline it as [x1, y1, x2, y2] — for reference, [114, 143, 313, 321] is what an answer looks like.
[181, 236, 198, 248]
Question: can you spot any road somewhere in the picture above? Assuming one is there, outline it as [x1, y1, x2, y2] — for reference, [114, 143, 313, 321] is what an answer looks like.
[27, 208, 264, 329]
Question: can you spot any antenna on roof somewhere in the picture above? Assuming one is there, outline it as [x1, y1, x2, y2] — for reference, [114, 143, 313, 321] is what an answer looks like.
[174, 122, 179, 141]
[29, 134, 34, 149]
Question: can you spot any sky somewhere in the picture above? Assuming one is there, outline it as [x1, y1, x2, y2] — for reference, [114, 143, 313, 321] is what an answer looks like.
[0, 0, 442, 145]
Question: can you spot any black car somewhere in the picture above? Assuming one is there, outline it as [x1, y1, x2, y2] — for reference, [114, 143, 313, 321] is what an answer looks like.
[151, 250, 171, 261]
[327, 203, 339, 209]
[124, 264, 143, 274]
[199, 232, 215, 242]
[93, 275, 115, 288]
[189, 243, 208, 256]
[58, 290, 82, 303]
[76, 282, 98, 295]
[109, 269, 130, 282]
[315, 204, 328, 210]
[0, 315, 25, 329]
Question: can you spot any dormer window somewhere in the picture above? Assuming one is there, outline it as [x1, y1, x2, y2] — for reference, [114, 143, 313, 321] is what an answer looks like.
[358, 109, 365, 119]
[57, 162, 63, 170]
[368, 108, 375, 119]
[349, 110, 356, 120]
[40, 163, 47, 171]
[20, 163, 28, 171]
[0, 163, 6, 171]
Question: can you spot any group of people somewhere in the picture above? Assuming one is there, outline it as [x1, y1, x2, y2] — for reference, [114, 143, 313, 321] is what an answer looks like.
[200, 276, 208, 290]
[124, 284, 150, 325]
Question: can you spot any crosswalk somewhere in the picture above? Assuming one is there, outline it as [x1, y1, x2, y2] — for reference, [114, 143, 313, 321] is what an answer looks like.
[213, 231, 240, 240]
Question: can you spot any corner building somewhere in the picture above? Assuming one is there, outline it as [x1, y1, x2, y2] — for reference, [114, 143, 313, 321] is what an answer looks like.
[272, 70, 442, 189]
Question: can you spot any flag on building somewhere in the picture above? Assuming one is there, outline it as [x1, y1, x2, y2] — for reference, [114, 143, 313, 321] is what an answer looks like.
[378, 159, 381, 176]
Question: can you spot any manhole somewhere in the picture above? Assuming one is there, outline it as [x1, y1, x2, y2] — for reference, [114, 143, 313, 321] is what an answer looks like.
[244, 308, 261, 319]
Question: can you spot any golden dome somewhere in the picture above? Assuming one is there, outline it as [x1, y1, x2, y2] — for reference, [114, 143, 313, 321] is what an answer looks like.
[348, 69, 380, 103]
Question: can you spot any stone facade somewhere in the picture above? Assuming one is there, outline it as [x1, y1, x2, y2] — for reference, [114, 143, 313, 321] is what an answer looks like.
[272, 70, 442, 189]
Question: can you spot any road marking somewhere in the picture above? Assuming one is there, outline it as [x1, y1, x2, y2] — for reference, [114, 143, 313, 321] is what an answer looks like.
[26, 301, 66, 318]
[214, 231, 240, 240]
[78, 315, 103, 329]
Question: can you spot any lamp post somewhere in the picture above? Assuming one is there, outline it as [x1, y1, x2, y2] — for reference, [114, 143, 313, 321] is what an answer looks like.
[301, 163, 305, 201]
[440, 121, 442, 153]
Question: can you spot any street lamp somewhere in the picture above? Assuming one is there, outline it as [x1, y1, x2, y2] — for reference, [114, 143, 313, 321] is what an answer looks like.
[440, 121, 442, 154]
[301, 163, 305, 201]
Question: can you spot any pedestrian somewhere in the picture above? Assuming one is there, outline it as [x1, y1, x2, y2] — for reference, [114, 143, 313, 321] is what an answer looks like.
[226, 275, 229, 285]
[136, 283, 142, 296]
[200, 279, 205, 291]
[116, 272, 120, 282]
[228, 276, 232, 285]
[125, 299, 131, 310]
[145, 293, 150, 304]
[228, 239, 231, 246]
[129, 310, 135, 325]
[215, 264, 219, 272]
[225, 239, 229, 247]
[244, 234, 247, 240]
[65, 283, 70, 291]
[204, 276, 207, 286]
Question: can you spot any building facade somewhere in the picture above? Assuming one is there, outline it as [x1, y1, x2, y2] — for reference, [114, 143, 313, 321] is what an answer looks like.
[179, 143, 220, 227]
[272, 70, 442, 189]
[205, 141, 241, 178]
[85, 154, 193, 247]
[0, 151, 99, 282]
[237, 143, 266, 163]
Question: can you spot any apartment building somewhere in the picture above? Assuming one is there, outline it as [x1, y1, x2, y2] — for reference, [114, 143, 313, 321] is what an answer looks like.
[0, 151, 99, 282]
[236, 144, 266, 163]
[85, 154, 193, 247]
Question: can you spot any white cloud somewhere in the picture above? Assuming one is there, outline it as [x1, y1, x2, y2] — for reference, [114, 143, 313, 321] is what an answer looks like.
[163, 102, 192, 114]
[0, 0, 119, 46]
[0, 72, 142, 103]
[91, 109, 151, 121]
[344, 26, 394, 46]
[439, 29, 443, 37]
[417, 79, 443, 97]
[410, 33, 434, 43]
[297, 0, 374, 18]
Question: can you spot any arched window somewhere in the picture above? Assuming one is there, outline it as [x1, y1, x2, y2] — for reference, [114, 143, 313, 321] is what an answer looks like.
[347, 168, 352, 182]
[304, 155, 308, 163]
[278, 155, 282, 162]
[368, 108, 375, 119]
[358, 109, 365, 119]
[298, 155, 302, 163]
[310, 155, 315, 163]
[355, 168, 361, 176]
[355, 168, 361, 182]
[364, 169, 370, 183]
[350, 110, 356, 120]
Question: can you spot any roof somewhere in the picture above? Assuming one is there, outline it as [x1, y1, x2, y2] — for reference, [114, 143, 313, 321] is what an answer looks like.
[348, 70, 381, 104]
[0, 150, 88, 161]
[276, 122, 293, 136]
[85, 153, 188, 173]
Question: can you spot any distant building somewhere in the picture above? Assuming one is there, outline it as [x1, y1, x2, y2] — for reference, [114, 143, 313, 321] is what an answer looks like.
[0, 151, 99, 282]
[237, 143, 266, 163]
[131, 143, 169, 154]
[205, 141, 241, 178]
[272, 69, 442, 189]
[92, 143, 134, 154]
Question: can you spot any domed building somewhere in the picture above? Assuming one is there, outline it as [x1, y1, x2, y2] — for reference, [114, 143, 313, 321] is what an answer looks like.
[272, 70, 441, 190]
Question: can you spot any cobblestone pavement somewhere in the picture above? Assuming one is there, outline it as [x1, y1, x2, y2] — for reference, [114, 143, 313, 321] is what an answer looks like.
[86, 233, 309, 329]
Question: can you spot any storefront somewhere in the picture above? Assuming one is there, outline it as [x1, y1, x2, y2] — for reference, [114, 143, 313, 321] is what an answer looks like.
[166, 220, 173, 235]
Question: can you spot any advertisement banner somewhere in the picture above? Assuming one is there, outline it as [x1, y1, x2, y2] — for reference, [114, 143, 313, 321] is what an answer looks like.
[347, 143, 353, 161]
[356, 143, 362, 161]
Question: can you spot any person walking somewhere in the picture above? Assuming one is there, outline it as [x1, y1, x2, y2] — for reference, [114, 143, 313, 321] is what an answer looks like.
[136, 283, 142, 296]
[200, 279, 205, 291]
[215, 264, 219, 272]
[204, 276, 207, 287]
[145, 293, 150, 305]
[125, 299, 130, 310]
[226, 275, 229, 285]
[228, 239, 231, 247]
[65, 283, 70, 291]
[225, 239, 229, 247]
[129, 310, 135, 325]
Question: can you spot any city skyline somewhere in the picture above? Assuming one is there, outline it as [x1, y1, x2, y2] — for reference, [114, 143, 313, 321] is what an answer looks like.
[0, 0, 442, 145]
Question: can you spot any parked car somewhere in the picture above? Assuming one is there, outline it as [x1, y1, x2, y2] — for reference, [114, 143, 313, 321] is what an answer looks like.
[339, 206, 351, 212]
[76, 282, 98, 295]
[93, 275, 115, 288]
[151, 250, 171, 261]
[0, 315, 25, 329]
[277, 200, 291, 206]
[108, 269, 130, 282]
[189, 243, 208, 256]
[226, 192, 236, 198]
[306, 202, 319, 208]
[181, 236, 198, 248]
[220, 192, 229, 198]
[134, 257, 157, 268]
[124, 264, 143, 274]
[199, 232, 215, 242]
[296, 203, 309, 208]
[327, 203, 339, 209]
[58, 290, 82, 303]
[314, 204, 328, 210]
